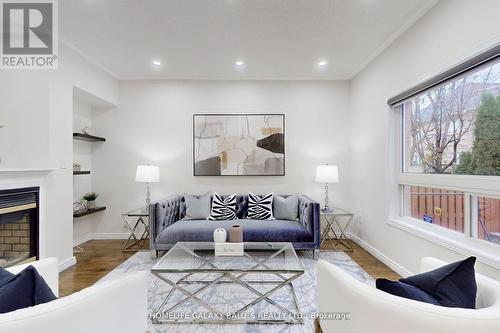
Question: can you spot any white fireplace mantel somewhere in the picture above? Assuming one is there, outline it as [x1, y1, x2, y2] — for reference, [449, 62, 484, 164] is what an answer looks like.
[0, 170, 53, 262]
[0, 168, 55, 173]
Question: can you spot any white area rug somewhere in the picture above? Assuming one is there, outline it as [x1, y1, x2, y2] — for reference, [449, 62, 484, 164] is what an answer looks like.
[100, 250, 373, 333]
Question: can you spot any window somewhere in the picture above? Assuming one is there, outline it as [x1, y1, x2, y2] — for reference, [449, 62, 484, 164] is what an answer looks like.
[393, 52, 500, 249]
[402, 58, 500, 175]
[475, 196, 500, 245]
[403, 185, 464, 233]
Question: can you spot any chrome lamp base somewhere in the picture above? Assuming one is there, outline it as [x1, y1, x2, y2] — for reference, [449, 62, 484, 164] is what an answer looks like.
[322, 183, 332, 212]
[144, 182, 151, 212]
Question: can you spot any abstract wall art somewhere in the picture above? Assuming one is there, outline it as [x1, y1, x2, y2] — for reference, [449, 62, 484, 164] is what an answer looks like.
[193, 114, 285, 176]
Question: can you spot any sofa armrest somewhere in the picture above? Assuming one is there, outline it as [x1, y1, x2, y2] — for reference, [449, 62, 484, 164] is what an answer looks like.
[317, 260, 500, 333]
[298, 195, 320, 249]
[6, 257, 59, 297]
[0, 272, 148, 333]
[149, 194, 183, 247]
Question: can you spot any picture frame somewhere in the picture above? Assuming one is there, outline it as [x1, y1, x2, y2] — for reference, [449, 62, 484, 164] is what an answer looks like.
[193, 113, 285, 176]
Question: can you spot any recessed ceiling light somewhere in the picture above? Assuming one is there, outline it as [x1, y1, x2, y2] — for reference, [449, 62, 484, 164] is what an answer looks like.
[317, 60, 328, 68]
[234, 59, 247, 72]
[234, 60, 246, 71]
[151, 59, 163, 71]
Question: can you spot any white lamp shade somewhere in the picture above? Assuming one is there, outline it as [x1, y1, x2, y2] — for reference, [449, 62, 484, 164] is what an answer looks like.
[135, 165, 160, 183]
[315, 165, 339, 183]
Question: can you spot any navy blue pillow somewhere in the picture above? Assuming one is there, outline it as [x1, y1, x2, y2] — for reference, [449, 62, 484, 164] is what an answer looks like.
[376, 278, 440, 305]
[0, 267, 14, 287]
[0, 265, 57, 314]
[376, 257, 477, 309]
[401, 256, 477, 309]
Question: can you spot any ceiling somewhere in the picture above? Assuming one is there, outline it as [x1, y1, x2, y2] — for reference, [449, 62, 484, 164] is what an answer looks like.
[60, 0, 437, 80]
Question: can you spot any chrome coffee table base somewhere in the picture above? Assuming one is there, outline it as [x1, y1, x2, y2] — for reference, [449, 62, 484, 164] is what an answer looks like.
[151, 244, 304, 325]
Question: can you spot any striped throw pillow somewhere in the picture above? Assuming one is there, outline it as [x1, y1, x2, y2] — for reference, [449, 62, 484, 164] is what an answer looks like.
[207, 193, 237, 220]
[247, 193, 275, 220]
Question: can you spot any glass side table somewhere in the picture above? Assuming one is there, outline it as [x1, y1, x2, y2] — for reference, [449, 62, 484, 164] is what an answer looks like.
[122, 208, 150, 252]
[320, 208, 354, 252]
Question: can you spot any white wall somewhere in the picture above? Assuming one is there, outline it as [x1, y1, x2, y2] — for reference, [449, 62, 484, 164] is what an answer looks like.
[0, 43, 118, 269]
[349, 0, 500, 279]
[92, 80, 350, 236]
[0, 72, 51, 169]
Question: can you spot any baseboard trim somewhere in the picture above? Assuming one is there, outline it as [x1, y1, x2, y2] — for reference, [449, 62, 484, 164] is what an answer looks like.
[73, 234, 92, 246]
[348, 233, 412, 277]
[59, 256, 76, 272]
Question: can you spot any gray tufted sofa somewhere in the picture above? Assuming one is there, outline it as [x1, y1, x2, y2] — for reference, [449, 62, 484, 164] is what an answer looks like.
[149, 194, 320, 257]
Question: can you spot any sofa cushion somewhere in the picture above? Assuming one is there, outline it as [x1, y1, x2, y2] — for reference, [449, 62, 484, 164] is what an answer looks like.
[208, 193, 237, 220]
[273, 194, 299, 220]
[400, 256, 477, 309]
[183, 192, 211, 220]
[156, 219, 312, 243]
[0, 266, 57, 314]
[247, 193, 275, 220]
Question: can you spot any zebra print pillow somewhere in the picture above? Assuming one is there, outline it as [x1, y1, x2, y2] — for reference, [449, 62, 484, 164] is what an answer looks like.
[247, 193, 275, 220]
[207, 193, 237, 220]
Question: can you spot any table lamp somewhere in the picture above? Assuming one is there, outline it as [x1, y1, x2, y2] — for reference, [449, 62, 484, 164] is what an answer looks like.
[315, 164, 339, 212]
[135, 165, 160, 211]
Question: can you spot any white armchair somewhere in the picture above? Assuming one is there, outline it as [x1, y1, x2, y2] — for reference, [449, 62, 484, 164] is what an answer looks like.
[0, 258, 148, 333]
[317, 257, 500, 333]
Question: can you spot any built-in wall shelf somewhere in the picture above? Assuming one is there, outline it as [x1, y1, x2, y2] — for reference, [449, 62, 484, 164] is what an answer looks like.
[73, 133, 106, 142]
[73, 170, 91, 175]
[73, 206, 106, 218]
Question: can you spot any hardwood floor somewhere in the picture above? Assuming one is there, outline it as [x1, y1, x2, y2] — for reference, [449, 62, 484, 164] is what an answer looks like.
[59, 240, 137, 297]
[321, 239, 402, 280]
[59, 239, 400, 297]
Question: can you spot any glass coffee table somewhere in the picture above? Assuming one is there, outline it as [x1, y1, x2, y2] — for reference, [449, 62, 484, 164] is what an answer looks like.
[151, 242, 305, 324]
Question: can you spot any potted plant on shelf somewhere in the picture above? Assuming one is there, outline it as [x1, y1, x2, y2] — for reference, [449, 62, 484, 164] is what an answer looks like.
[83, 192, 99, 210]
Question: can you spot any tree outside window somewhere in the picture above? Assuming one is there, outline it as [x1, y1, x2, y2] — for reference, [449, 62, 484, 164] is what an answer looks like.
[403, 60, 500, 175]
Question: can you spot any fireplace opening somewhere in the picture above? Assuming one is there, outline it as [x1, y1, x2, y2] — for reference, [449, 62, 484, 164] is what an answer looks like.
[0, 187, 39, 268]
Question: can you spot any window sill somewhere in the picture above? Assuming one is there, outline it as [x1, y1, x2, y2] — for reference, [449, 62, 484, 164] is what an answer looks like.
[388, 217, 500, 270]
